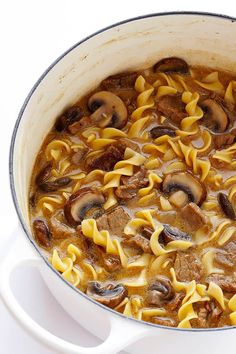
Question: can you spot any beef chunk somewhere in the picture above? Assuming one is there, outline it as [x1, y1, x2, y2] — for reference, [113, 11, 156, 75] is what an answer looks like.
[81, 231, 121, 271]
[117, 138, 140, 153]
[165, 293, 185, 311]
[157, 95, 187, 124]
[213, 132, 236, 150]
[101, 253, 121, 272]
[96, 206, 130, 236]
[193, 300, 222, 328]
[101, 72, 137, 90]
[152, 317, 176, 327]
[68, 116, 92, 134]
[85, 139, 139, 172]
[72, 147, 89, 165]
[49, 210, 76, 239]
[121, 235, 152, 253]
[180, 202, 209, 231]
[140, 226, 153, 239]
[215, 241, 236, 269]
[122, 94, 137, 115]
[206, 274, 236, 293]
[174, 251, 202, 282]
[115, 167, 148, 200]
[85, 145, 124, 172]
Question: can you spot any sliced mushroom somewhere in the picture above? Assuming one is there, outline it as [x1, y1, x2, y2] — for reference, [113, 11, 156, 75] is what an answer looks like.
[55, 106, 83, 131]
[200, 99, 229, 133]
[39, 177, 71, 192]
[147, 276, 174, 306]
[150, 126, 176, 139]
[35, 162, 52, 185]
[33, 219, 51, 248]
[64, 188, 105, 225]
[218, 192, 236, 220]
[86, 281, 127, 308]
[159, 224, 191, 245]
[88, 91, 128, 129]
[153, 57, 189, 74]
[162, 172, 207, 206]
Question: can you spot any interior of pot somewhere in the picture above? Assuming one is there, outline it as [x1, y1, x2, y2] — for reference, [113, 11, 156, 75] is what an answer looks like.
[11, 12, 236, 232]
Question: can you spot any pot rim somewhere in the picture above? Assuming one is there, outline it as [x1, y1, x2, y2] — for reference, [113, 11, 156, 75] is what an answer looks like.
[9, 11, 236, 332]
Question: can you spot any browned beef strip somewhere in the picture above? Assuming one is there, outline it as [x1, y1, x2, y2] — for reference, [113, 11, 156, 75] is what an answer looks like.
[121, 235, 152, 254]
[206, 274, 236, 293]
[152, 317, 176, 327]
[49, 210, 76, 239]
[117, 138, 140, 153]
[68, 116, 92, 134]
[101, 253, 121, 272]
[192, 301, 222, 328]
[85, 145, 123, 172]
[180, 202, 209, 231]
[157, 95, 187, 124]
[215, 241, 236, 269]
[213, 132, 236, 150]
[165, 293, 185, 311]
[115, 167, 148, 200]
[85, 139, 140, 172]
[101, 72, 138, 90]
[174, 251, 202, 282]
[140, 226, 153, 239]
[71, 147, 89, 165]
[96, 206, 130, 236]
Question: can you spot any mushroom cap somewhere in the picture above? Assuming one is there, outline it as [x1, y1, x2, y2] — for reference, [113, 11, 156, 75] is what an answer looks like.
[162, 172, 207, 206]
[64, 187, 105, 226]
[147, 276, 174, 306]
[86, 281, 128, 308]
[33, 219, 51, 248]
[55, 106, 83, 132]
[39, 177, 71, 192]
[218, 192, 236, 220]
[160, 224, 191, 244]
[153, 57, 189, 74]
[200, 99, 229, 133]
[88, 91, 128, 129]
[35, 162, 52, 185]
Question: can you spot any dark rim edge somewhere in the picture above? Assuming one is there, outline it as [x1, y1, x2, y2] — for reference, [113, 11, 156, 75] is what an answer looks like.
[9, 11, 236, 333]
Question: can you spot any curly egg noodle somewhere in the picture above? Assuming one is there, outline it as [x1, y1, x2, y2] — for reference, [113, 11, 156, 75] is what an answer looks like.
[30, 58, 236, 328]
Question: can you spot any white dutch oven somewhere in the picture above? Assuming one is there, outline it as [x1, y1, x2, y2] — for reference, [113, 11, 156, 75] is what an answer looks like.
[1, 11, 236, 354]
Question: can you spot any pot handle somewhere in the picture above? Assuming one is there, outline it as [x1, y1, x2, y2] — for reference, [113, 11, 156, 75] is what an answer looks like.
[0, 229, 151, 354]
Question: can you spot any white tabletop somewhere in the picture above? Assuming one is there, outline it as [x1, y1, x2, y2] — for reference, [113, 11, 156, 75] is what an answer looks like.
[1, 1, 235, 353]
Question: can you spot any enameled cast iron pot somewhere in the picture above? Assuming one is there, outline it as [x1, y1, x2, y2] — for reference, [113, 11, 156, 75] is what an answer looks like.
[2, 11, 236, 354]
